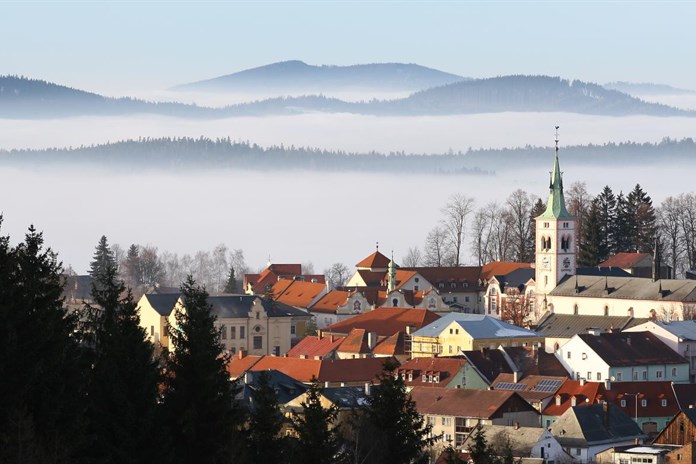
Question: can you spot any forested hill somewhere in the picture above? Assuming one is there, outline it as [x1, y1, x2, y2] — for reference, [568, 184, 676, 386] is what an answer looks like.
[1, 137, 694, 173]
[173, 60, 466, 92]
[604, 81, 696, 96]
[2, 75, 694, 119]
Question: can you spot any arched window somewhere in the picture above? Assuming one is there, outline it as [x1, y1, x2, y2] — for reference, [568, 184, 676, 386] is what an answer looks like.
[574, 304, 579, 315]
[540, 237, 546, 251]
[489, 287, 497, 314]
[628, 307, 634, 317]
[546, 237, 552, 250]
[392, 298, 399, 307]
[604, 305, 609, 316]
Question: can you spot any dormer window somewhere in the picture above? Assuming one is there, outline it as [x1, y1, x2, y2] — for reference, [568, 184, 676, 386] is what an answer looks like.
[642, 399, 647, 407]
[621, 399, 626, 407]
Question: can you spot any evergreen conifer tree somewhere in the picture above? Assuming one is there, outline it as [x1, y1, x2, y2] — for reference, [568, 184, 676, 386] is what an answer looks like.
[123, 244, 142, 289]
[246, 370, 289, 462]
[470, 426, 495, 464]
[223, 267, 238, 293]
[289, 379, 346, 464]
[613, 192, 634, 253]
[81, 236, 160, 464]
[578, 200, 603, 267]
[89, 235, 117, 293]
[0, 220, 85, 463]
[353, 360, 435, 464]
[162, 276, 244, 464]
[628, 184, 657, 253]
[595, 186, 616, 261]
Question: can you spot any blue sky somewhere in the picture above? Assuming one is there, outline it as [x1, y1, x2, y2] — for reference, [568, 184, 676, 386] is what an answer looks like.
[1, 1, 694, 94]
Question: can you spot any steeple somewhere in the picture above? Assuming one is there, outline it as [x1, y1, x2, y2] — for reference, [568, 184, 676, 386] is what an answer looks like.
[538, 126, 572, 220]
[387, 251, 396, 293]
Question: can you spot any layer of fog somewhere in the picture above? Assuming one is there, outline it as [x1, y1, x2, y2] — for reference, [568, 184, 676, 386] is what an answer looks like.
[1, 112, 695, 154]
[634, 94, 696, 111]
[0, 164, 693, 277]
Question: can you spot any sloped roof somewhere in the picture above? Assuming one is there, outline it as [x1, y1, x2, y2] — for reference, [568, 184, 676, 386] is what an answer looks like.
[550, 403, 643, 446]
[324, 307, 440, 337]
[599, 253, 652, 270]
[337, 328, 371, 354]
[481, 261, 532, 281]
[230, 356, 388, 384]
[550, 275, 696, 302]
[286, 334, 344, 359]
[578, 332, 688, 367]
[542, 379, 604, 417]
[537, 151, 572, 220]
[461, 349, 515, 384]
[672, 383, 696, 410]
[493, 268, 536, 292]
[321, 386, 372, 409]
[309, 289, 351, 314]
[398, 356, 468, 388]
[492, 374, 568, 396]
[644, 320, 696, 341]
[271, 279, 326, 308]
[410, 387, 535, 419]
[503, 346, 570, 377]
[227, 354, 264, 378]
[600, 381, 679, 419]
[413, 313, 539, 339]
[356, 250, 391, 269]
[534, 312, 648, 339]
[576, 267, 633, 277]
[206, 295, 310, 319]
[403, 266, 484, 290]
[239, 369, 308, 406]
[141, 293, 181, 316]
[462, 425, 546, 456]
[372, 332, 405, 356]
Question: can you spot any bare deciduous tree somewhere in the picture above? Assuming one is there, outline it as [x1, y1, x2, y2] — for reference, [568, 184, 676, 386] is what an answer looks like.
[567, 181, 591, 248]
[424, 226, 451, 267]
[401, 246, 423, 268]
[441, 193, 474, 266]
[506, 189, 536, 262]
[324, 262, 350, 289]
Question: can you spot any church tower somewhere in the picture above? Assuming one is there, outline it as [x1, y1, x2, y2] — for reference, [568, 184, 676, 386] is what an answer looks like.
[535, 128, 576, 298]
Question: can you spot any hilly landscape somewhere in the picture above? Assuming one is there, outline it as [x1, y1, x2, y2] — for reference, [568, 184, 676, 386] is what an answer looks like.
[604, 81, 696, 96]
[1, 74, 693, 119]
[172, 60, 466, 93]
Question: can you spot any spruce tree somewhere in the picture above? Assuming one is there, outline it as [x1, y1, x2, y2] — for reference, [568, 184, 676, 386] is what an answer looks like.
[223, 266, 238, 293]
[89, 235, 117, 293]
[613, 192, 634, 253]
[123, 244, 142, 289]
[246, 371, 289, 462]
[470, 426, 495, 464]
[595, 186, 616, 261]
[81, 236, 160, 464]
[162, 275, 244, 464]
[578, 200, 603, 267]
[530, 198, 546, 255]
[354, 360, 435, 464]
[628, 184, 657, 253]
[289, 379, 346, 464]
[0, 221, 85, 463]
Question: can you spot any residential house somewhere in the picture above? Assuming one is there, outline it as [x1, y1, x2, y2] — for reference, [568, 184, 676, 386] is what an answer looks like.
[596, 444, 680, 464]
[244, 263, 324, 295]
[653, 409, 696, 446]
[600, 381, 680, 437]
[625, 321, 696, 382]
[541, 379, 606, 429]
[410, 313, 542, 358]
[491, 374, 568, 413]
[402, 266, 486, 313]
[555, 332, 690, 384]
[460, 424, 568, 464]
[397, 356, 469, 389]
[549, 403, 644, 463]
[483, 265, 536, 320]
[672, 383, 696, 410]
[137, 292, 181, 348]
[269, 279, 327, 310]
[166, 294, 312, 356]
[535, 313, 648, 353]
[286, 333, 345, 360]
[308, 289, 371, 329]
[411, 387, 540, 448]
[237, 369, 308, 410]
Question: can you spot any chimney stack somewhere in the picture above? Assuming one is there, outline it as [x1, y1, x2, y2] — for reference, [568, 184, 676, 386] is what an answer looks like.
[367, 332, 378, 349]
[513, 371, 520, 384]
[603, 401, 610, 428]
[364, 382, 372, 396]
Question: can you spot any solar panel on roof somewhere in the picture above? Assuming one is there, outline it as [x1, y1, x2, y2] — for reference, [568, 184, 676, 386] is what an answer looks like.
[532, 379, 562, 393]
[494, 382, 526, 391]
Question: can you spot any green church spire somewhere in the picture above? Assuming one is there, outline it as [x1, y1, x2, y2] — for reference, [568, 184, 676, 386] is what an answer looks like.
[538, 126, 572, 220]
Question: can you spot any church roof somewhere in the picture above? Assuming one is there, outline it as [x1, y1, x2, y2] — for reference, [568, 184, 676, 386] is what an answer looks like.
[550, 275, 696, 302]
[355, 251, 391, 269]
[538, 149, 572, 220]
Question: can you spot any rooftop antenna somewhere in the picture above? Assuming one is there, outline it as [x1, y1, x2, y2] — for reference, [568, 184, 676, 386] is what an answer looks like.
[376, 241, 379, 251]
[555, 125, 560, 153]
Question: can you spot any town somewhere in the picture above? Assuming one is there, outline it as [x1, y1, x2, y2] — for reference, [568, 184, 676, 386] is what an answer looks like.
[6, 144, 696, 464]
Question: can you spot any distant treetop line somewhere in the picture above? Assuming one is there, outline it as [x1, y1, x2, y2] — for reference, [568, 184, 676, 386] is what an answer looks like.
[1, 73, 693, 119]
[1, 136, 694, 173]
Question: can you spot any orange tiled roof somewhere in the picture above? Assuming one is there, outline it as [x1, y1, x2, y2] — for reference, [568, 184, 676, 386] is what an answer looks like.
[324, 307, 440, 337]
[541, 379, 605, 417]
[272, 280, 326, 308]
[411, 387, 524, 418]
[337, 328, 372, 354]
[286, 334, 345, 359]
[356, 251, 391, 269]
[598, 252, 651, 269]
[309, 290, 351, 314]
[481, 261, 532, 280]
[227, 354, 264, 378]
[398, 357, 469, 388]
[373, 332, 405, 356]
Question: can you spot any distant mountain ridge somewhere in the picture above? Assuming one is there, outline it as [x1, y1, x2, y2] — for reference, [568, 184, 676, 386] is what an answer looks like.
[1, 74, 693, 119]
[604, 81, 696, 96]
[173, 60, 466, 92]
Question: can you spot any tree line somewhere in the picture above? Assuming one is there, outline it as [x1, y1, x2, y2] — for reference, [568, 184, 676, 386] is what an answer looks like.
[0, 219, 435, 464]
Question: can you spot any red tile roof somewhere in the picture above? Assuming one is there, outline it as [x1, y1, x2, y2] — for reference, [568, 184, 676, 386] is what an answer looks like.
[398, 356, 468, 387]
[599, 381, 679, 419]
[245, 264, 325, 293]
[323, 307, 440, 337]
[541, 379, 605, 417]
[227, 354, 264, 378]
[310, 290, 351, 313]
[481, 261, 532, 280]
[337, 328, 371, 354]
[410, 387, 531, 418]
[598, 252, 651, 269]
[373, 332, 406, 356]
[272, 280, 326, 308]
[356, 251, 391, 269]
[404, 266, 485, 290]
[286, 334, 345, 359]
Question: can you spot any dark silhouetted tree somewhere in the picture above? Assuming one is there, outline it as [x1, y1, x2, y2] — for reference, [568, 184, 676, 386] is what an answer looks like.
[246, 371, 289, 462]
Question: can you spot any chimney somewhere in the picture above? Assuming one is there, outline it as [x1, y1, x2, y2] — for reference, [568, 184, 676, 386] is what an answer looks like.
[368, 332, 378, 349]
[514, 422, 520, 430]
[571, 395, 577, 406]
[603, 401, 610, 428]
[364, 382, 372, 396]
[318, 331, 323, 339]
[513, 371, 520, 383]
[604, 380, 611, 391]
[244, 371, 253, 385]
[324, 381, 330, 388]
[555, 394, 562, 406]
[406, 325, 415, 335]
[314, 356, 321, 360]
[238, 349, 246, 359]
[580, 377, 585, 386]
[300, 354, 308, 359]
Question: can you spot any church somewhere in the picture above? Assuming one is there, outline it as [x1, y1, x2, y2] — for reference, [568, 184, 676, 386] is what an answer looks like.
[531, 136, 696, 322]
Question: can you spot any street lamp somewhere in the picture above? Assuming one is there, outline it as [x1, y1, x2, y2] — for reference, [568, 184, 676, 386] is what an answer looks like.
[624, 392, 641, 425]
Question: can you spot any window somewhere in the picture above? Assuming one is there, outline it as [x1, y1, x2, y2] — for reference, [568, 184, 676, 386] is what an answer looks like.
[449, 345, 453, 354]
[240, 326, 246, 339]
[442, 417, 452, 426]
[575, 448, 581, 456]
[451, 282, 456, 289]
[621, 399, 626, 407]
[662, 399, 668, 407]
[150, 325, 155, 336]
[455, 329, 459, 335]
[230, 347, 236, 354]
[597, 372, 602, 381]
[587, 372, 592, 380]
[643, 371, 648, 380]
[672, 367, 678, 377]
[544, 222, 550, 228]
[567, 351, 571, 359]
[255, 312, 260, 320]
[449, 328, 453, 334]
[604, 305, 609, 316]
[657, 370, 663, 379]
[642, 399, 647, 407]
[253, 336, 262, 350]
[230, 326, 236, 339]
[465, 296, 470, 302]
[444, 433, 453, 442]
[633, 371, 638, 381]
[582, 352, 587, 360]
[617, 372, 623, 381]
[415, 277, 420, 283]
[220, 325, 227, 340]
[414, 285, 419, 291]
[563, 222, 569, 228]
[439, 283, 445, 289]
[273, 346, 280, 356]
[574, 304, 579, 315]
